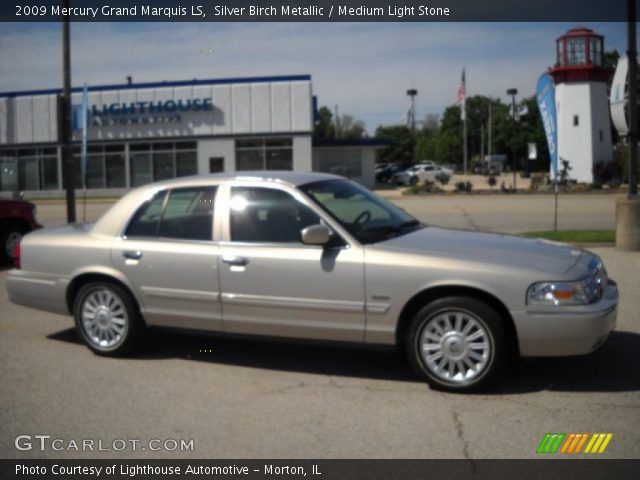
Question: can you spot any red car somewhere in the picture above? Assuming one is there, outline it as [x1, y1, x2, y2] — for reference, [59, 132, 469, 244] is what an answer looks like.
[0, 199, 42, 265]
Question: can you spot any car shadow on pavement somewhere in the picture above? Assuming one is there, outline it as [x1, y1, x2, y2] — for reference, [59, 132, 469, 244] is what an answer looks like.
[495, 330, 640, 394]
[47, 328, 640, 393]
[47, 327, 417, 382]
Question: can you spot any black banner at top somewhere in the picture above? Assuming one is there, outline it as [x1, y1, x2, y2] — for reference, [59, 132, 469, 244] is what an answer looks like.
[1, 0, 635, 22]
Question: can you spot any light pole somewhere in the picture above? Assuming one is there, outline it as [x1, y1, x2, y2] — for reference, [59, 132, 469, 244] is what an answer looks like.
[616, 0, 640, 250]
[61, 0, 75, 223]
[627, 0, 638, 197]
[507, 88, 519, 190]
[407, 89, 418, 161]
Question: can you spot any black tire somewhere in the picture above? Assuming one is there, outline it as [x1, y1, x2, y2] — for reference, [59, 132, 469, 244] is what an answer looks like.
[409, 176, 419, 186]
[0, 222, 27, 265]
[406, 296, 508, 392]
[73, 281, 144, 356]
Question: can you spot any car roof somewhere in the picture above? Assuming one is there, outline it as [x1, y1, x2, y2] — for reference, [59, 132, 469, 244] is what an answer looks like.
[143, 171, 342, 189]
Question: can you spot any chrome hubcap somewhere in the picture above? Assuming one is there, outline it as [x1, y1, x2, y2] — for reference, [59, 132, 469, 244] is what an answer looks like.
[419, 310, 491, 384]
[5, 231, 21, 258]
[81, 288, 127, 349]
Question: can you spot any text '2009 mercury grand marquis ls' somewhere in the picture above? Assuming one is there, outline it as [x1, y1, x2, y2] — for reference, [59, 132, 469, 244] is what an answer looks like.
[6, 172, 618, 391]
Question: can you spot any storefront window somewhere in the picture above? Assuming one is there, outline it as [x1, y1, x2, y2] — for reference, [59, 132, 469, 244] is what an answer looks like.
[236, 149, 264, 171]
[153, 151, 174, 181]
[85, 154, 105, 189]
[130, 151, 152, 187]
[18, 157, 39, 191]
[40, 156, 58, 190]
[176, 151, 198, 177]
[0, 154, 18, 192]
[130, 141, 197, 185]
[105, 154, 126, 188]
[235, 138, 293, 171]
[0, 147, 60, 192]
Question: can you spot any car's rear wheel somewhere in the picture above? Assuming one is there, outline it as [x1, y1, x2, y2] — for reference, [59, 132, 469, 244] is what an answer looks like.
[406, 296, 507, 391]
[1, 222, 26, 265]
[73, 282, 143, 356]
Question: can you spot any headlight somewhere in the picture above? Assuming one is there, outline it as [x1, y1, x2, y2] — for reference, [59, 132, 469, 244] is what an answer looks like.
[528, 276, 602, 306]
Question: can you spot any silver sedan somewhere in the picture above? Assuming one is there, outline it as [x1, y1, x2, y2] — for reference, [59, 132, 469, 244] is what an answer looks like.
[5, 172, 618, 391]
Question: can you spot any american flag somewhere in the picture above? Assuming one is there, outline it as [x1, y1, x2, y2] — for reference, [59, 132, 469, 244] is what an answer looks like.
[455, 68, 466, 104]
[455, 68, 466, 120]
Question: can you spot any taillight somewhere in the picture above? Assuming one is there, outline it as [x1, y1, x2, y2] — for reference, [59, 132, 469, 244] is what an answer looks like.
[13, 242, 21, 269]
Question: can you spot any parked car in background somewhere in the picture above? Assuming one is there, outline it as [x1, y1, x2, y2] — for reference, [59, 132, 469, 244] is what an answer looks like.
[375, 161, 416, 183]
[0, 198, 42, 265]
[6, 172, 618, 391]
[374, 163, 390, 174]
[392, 164, 454, 186]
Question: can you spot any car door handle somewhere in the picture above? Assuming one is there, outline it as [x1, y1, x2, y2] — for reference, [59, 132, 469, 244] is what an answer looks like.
[222, 255, 249, 267]
[122, 250, 143, 260]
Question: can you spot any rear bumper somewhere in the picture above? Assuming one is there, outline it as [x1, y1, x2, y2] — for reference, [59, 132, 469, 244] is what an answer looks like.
[5, 269, 69, 315]
[512, 280, 618, 357]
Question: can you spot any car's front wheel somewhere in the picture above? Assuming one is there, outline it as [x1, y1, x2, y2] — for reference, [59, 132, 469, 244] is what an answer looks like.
[73, 282, 143, 356]
[409, 176, 419, 186]
[406, 296, 507, 391]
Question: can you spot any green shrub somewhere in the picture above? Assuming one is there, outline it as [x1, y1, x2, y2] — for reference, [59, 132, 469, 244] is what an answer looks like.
[455, 181, 473, 192]
[435, 172, 450, 185]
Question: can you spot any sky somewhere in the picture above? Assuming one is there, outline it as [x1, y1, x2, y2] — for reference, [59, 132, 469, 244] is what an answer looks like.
[0, 22, 629, 133]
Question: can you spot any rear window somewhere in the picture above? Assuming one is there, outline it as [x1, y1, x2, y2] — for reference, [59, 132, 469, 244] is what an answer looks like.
[125, 186, 217, 241]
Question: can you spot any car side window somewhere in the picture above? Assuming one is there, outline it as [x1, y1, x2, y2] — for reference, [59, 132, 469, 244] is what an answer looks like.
[158, 187, 217, 241]
[125, 186, 217, 241]
[125, 191, 167, 238]
[230, 187, 321, 243]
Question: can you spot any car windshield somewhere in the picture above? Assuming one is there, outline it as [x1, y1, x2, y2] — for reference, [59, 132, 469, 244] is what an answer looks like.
[300, 179, 423, 244]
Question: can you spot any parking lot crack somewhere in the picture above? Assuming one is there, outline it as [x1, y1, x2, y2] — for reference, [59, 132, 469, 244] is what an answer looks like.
[451, 409, 472, 461]
[455, 206, 481, 231]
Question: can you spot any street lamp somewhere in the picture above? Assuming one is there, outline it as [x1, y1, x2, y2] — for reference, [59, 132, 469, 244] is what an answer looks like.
[407, 89, 418, 161]
[507, 88, 519, 190]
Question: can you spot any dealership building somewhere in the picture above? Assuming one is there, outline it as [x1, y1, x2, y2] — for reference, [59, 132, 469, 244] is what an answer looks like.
[0, 75, 385, 197]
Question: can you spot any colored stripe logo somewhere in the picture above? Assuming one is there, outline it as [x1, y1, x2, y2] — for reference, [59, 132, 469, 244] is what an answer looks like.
[537, 433, 612, 454]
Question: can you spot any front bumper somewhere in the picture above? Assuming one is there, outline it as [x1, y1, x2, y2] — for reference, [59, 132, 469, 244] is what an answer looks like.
[512, 280, 618, 357]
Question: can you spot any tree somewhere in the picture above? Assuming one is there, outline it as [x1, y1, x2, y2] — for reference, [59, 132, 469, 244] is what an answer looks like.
[337, 114, 366, 139]
[314, 106, 335, 139]
[374, 125, 413, 163]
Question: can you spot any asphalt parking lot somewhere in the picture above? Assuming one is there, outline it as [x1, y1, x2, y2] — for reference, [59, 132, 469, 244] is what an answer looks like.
[1, 244, 639, 459]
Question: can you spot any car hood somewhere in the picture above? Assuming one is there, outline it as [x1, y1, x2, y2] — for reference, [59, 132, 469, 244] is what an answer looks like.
[374, 226, 585, 276]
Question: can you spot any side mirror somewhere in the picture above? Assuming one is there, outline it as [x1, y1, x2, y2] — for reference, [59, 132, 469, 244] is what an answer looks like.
[301, 224, 331, 246]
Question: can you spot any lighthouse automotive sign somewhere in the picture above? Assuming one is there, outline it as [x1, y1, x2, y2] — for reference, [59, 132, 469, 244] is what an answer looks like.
[73, 97, 214, 129]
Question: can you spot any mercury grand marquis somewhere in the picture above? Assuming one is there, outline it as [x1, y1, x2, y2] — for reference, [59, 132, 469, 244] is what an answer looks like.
[6, 172, 618, 391]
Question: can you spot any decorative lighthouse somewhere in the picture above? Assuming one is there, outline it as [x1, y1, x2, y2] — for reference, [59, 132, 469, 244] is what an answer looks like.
[549, 27, 613, 183]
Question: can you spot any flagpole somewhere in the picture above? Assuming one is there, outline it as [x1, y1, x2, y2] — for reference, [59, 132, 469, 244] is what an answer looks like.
[463, 98, 468, 184]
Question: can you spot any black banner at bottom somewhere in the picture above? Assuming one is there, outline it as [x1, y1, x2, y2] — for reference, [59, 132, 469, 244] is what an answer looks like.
[3, 459, 640, 480]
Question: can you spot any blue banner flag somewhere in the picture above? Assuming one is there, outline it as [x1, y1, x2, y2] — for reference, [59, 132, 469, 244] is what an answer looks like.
[81, 83, 88, 189]
[536, 73, 558, 179]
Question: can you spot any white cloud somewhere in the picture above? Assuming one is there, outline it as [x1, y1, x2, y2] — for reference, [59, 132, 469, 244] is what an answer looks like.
[0, 22, 626, 132]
